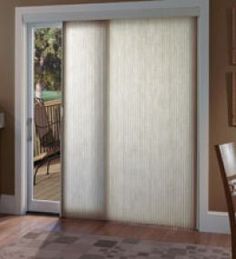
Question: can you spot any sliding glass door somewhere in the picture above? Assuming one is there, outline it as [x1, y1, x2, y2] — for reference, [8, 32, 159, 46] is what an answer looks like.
[27, 23, 62, 214]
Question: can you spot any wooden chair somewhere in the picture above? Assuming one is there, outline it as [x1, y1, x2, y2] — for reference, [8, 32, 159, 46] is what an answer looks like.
[34, 98, 60, 185]
[217, 142, 236, 258]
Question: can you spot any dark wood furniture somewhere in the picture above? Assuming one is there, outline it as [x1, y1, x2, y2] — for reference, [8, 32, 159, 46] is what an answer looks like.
[217, 142, 236, 258]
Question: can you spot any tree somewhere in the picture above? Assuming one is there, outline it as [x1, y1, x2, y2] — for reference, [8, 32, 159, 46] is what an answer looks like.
[34, 27, 62, 91]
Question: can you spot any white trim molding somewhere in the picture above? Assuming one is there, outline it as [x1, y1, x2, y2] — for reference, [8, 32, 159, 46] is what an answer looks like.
[201, 211, 230, 234]
[13, 0, 223, 233]
[20, 1, 201, 23]
[15, 7, 28, 215]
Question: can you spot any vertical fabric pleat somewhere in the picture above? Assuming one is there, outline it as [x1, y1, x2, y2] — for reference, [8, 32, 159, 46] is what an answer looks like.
[63, 18, 196, 228]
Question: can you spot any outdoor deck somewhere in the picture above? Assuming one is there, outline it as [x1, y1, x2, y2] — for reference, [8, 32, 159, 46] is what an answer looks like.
[33, 159, 61, 201]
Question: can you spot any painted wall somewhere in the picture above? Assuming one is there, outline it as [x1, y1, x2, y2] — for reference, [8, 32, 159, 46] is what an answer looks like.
[0, 0, 232, 212]
[209, 0, 236, 211]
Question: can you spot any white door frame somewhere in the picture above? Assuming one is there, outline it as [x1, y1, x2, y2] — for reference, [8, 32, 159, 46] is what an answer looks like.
[14, 0, 215, 232]
[26, 23, 62, 214]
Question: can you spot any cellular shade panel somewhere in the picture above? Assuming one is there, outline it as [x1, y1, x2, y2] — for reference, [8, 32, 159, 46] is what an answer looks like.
[107, 18, 196, 228]
[63, 22, 107, 218]
[63, 18, 196, 228]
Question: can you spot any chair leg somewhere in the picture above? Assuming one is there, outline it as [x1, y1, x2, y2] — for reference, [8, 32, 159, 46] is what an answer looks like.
[232, 248, 236, 259]
[46, 159, 51, 175]
[231, 234, 236, 259]
[34, 166, 40, 185]
[46, 153, 60, 175]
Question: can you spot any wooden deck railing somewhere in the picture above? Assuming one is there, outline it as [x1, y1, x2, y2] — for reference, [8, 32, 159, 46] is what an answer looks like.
[34, 99, 61, 159]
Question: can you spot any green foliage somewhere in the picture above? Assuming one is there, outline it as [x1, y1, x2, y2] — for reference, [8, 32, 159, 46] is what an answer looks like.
[34, 27, 62, 91]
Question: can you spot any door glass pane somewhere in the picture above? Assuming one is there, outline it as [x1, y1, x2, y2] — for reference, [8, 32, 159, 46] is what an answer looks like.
[33, 26, 62, 201]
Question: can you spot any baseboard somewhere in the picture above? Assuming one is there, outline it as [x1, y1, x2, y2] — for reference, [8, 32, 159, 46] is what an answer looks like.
[0, 195, 17, 215]
[199, 211, 230, 234]
[0, 194, 231, 234]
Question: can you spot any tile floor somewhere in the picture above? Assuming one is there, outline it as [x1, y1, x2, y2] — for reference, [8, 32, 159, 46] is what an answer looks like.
[0, 230, 231, 259]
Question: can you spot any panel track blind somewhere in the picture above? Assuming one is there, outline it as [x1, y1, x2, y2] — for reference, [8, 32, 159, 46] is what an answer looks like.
[63, 18, 196, 228]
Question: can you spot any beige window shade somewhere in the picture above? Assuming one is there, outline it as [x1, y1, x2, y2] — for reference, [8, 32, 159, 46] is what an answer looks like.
[63, 18, 196, 228]
[63, 22, 107, 218]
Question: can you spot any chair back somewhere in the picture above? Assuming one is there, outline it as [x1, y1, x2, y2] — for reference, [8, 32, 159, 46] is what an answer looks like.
[218, 142, 236, 258]
[34, 99, 55, 148]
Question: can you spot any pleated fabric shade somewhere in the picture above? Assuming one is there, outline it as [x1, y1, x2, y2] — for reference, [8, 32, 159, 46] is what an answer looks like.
[63, 17, 196, 228]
